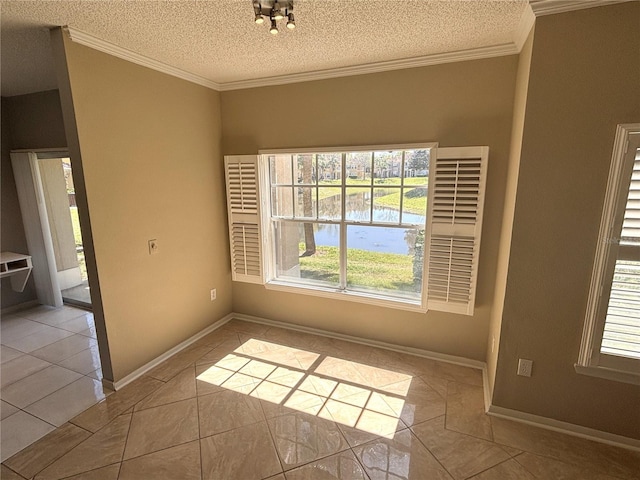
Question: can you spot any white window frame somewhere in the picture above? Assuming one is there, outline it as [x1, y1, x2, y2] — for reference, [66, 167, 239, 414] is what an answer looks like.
[577, 124, 640, 385]
[224, 143, 488, 316]
[260, 143, 435, 312]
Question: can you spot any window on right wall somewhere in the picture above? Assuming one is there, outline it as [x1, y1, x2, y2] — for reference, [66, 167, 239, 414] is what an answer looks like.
[578, 124, 640, 384]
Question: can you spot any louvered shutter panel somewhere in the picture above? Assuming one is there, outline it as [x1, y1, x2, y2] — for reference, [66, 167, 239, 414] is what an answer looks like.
[600, 143, 640, 360]
[224, 155, 265, 284]
[425, 146, 488, 315]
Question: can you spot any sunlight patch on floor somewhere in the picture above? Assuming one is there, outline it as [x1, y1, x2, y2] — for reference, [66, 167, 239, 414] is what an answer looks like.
[196, 338, 412, 438]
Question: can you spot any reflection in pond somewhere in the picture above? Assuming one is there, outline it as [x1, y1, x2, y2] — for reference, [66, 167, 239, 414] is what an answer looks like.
[316, 191, 426, 255]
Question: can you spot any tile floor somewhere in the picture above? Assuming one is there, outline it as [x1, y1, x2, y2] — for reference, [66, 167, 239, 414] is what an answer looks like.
[2, 318, 639, 479]
[1, 305, 105, 462]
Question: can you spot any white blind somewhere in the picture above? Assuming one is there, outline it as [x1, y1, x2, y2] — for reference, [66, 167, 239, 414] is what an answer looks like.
[602, 147, 640, 359]
[620, 150, 640, 245]
[224, 155, 264, 284]
[426, 146, 488, 316]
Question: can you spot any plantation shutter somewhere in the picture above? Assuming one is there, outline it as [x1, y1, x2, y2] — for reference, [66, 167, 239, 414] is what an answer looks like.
[224, 155, 265, 284]
[425, 146, 488, 316]
[596, 135, 640, 365]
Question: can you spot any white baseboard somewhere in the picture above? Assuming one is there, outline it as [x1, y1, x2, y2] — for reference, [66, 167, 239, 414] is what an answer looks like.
[232, 312, 486, 370]
[1, 300, 40, 316]
[99, 311, 638, 452]
[105, 313, 234, 391]
[482, 365, 492, 412]
[487, 404, 640, 452]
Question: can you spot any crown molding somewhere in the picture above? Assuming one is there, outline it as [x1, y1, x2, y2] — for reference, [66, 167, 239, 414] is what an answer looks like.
[514, 5, 536, 50]
[217, 43, 519, 91]
[64, 26, 221, 91]
[64, 26, 522, 93]
[529, 0, 634, 16]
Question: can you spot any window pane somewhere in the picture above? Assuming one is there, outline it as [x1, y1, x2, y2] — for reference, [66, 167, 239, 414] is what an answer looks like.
[317, 154, 342, 184]
[295, 187, 317, 220]
[373, 151, 402, 181]
[401, 186, 428, 225]
[601, 260, 640, 359]
[345, 187, 371, 222]
[318, 187, 341, 220]
[372, 188, 400, 224]
[404, 150, 430, 185]
[295, 154, 316, 185]
[270, 154, 293, 185]
[274, 221, 339, 288]
[346, 225, 422, 299]
[346, 152, 372, 184]
[272, 187, 294, 217]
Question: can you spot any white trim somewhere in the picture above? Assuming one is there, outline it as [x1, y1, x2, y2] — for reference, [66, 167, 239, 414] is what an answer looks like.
[514, 6, 536, 51]
[231, 312, 486, 370]
[218, 44, 519, 91]
[482, 365, 493, 413]
[97, 309, 640, 452]
[259, 142, 437, 155]
[64, 26, 222, 91]
[529, 0, 634, 16]
[264, 281, 427, 313]
[574, 363, 640, 385]
[487, 404, 640, 452]
[62, 26, 518, 92]
[104, 313, 234, 391]
[579, 124, 640, 374]
[0, 300, 40, 315]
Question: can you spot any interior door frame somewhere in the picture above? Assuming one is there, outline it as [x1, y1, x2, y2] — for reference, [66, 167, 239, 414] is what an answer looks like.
[10, 149, 69, 307]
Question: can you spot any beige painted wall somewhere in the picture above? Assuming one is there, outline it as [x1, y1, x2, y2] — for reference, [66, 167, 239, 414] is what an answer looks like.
[221, 56, 518, 361]
[54, 34, 232, 381]
[1, 90, 67, 309]
[494, 3, 640, 439]
[486, 29, 535, 393]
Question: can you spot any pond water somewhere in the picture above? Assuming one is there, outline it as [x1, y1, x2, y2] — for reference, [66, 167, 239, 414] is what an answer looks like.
[314, 193, 426, 255]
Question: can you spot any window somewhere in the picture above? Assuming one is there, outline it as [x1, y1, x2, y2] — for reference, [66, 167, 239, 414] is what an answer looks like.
[269, 148, 430, 304]
[224, 144, 488, 315]
[578, 124, 640, 384]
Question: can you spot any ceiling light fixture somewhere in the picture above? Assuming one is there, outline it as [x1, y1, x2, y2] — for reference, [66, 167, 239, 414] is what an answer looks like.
[270, 18, 279, 35]
[254, 1, 295, 35]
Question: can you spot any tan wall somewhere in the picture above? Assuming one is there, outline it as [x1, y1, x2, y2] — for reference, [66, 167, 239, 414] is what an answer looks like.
[494, 3, 640, 438]
[486, 28, 535, 393]
[1, 90, 67, 309]
[221, 56, 518, 360]
[55, 35, 232, 381]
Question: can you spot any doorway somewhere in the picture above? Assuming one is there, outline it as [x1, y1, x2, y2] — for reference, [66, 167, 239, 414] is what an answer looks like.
[59, 158, 91, 308]
[10, 151, 91, 310]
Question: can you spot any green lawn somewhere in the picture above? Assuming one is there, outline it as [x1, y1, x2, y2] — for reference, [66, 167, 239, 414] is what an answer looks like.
[299, 246, 419, 293]
[315, 177, 428, 214]
[70, 206, 82, 246]
[374, 191, 426, 215]
[69, 207, 88, 280]
[319, 177, 427, 186]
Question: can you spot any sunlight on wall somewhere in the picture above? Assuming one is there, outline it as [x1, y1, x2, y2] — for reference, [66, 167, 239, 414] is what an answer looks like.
[197, 338, 413, 438]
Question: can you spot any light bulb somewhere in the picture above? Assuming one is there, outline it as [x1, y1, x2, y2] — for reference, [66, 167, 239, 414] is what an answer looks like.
[255, 14, 264, 24]
[287, 12, 295, 29]
[270, 19, 279, 34]
[273, 8, 284, 21]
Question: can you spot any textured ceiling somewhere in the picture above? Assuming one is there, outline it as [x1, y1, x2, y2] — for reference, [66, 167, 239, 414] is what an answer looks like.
[0, 0, 530, 97]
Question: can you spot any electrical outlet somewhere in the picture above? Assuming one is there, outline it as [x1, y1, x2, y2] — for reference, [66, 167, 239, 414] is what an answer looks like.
[148, 239, 159, 255]
[210, 288, 216, 301]
[517, 358, 533, 377]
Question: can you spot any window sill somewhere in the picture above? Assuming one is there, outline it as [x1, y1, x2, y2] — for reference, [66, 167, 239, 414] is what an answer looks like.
[264, 280, 427, 313]
[574, 363, 640, 385]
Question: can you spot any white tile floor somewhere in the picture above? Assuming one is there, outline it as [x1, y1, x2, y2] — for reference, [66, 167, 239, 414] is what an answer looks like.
[0, 305, 109, 461]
